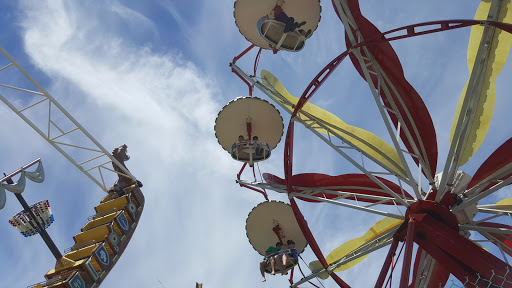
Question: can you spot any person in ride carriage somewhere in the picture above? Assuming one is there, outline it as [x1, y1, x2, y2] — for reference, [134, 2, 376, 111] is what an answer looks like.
[252, 136, 265, 156]
[236, 135, 248, 151]
[272, 5, 306, 33]
[107, 180, 143, 200]
[260, 241, 283, 282]
[276, 240, 299, 275]
[298, 28, 312, 38]
[108, 183, 125, 199]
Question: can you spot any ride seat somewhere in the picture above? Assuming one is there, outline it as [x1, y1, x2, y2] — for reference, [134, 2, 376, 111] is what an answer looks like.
[95, 195, 129, 214]
[257, 17, 305, 52]
[263, 256, 297, 274]
[82, 210, 131, 232]
[231, 140, 271, 164]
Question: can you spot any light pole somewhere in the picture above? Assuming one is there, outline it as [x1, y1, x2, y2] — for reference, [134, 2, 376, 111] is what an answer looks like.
[2, 159, 62, 260]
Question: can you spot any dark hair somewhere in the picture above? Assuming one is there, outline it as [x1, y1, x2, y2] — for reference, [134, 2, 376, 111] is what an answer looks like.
[252, 136, 259, 140]
[287, 240, 295, 245]
[276, 242, 283, 246]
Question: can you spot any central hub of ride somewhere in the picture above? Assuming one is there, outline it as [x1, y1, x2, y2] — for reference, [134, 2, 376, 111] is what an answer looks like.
[396, 199, 460, 244]
[406, 200, 459, 230]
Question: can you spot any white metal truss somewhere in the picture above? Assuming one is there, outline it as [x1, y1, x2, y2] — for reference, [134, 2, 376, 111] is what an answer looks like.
[459, 224, 512, 235]
[481, 231, 512, 264]
[460, 208, 512, 265]
[411, 251, 436, 288]
[436, 0, 503, 201]
[474, 211, 511, 224]
[291, 226, 398, 288]
[259, 71, 411, 183]
[453, 172, 512, 213]
[237, 179, 406, 220]
[333, 0, 433, 200]
[0, 46, 136, 192]
[231, 63, 414, 206]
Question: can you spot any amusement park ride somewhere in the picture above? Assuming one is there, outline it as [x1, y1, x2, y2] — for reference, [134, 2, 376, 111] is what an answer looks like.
[0, 45, 144, 287]
[215, 0, 512, 287]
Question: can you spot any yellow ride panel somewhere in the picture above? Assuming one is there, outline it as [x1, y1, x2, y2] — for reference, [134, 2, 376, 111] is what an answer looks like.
[260, 70, 405, 177]
[64, 246, 97, 262]
[82, 210, 131, 232]
[450, 0, 512, 166]
[73, 225, 110, 244]
[95, 195, 129, 214]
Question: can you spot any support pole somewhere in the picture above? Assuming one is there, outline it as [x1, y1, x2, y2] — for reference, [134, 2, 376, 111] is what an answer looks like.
[272, 225, 284, 243]
[246, 122, 252, 140]
[14, 192, 62, 260]
[375, 238, 399, 288]
[3, 169, 62, 261]
[400, 217, 416, 288]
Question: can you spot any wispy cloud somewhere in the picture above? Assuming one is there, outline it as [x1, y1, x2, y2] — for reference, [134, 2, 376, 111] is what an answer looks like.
[1, 0, 268, 287]
[158, 0, 191, 40]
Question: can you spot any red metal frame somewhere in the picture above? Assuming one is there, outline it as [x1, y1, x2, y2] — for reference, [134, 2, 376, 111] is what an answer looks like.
[385, 242, 405, 288]
[362, 20, 512, 47]
[230, 2, 512, 287]
[237, 163, 269, 201]
[414, 213, 512, 285]
[399, 217, 416, 288]
[232, 44, 255, 64]
[254, 47, 263, 76]
[375, 238, 399, 288]
[285, 120, 350, 287]
[289, 198, 351, 288]
[246, 122, 252, 140]
[231, 44, 255, 96]
[377, 210, 512, 287]
[296, 260, 323, 288]
[289, 266, 295, 285]
[293, 51, 348, 117]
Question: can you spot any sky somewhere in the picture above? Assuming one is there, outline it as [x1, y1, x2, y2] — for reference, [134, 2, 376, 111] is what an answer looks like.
[0, 0, 511, 288]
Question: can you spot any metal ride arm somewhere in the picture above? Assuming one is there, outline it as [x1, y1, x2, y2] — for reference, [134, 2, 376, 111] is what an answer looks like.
[0, 46, 137, 191]
[436, 0, 503, 202]
[480, 231, 512, 262]
[453, 172, 512, 213]
[238, 179, 407, 220]
[333, 0, 429, 201]
[230, 63, 413, 207]
[459, 224, 512, 235]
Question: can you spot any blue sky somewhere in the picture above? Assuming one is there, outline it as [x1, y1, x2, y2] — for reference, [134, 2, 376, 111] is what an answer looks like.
[0, 1, 511, 287]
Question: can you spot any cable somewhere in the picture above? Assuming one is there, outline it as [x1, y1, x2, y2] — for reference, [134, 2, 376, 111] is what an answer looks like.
[296, 255, 326, 288]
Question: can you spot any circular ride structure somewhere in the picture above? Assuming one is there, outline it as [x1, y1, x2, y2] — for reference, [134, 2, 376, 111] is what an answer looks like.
[218, 0, 512, 287]
[246, 201, 308, 274]
[215, 97, 284, 165]
[0, 46, 144, 288]
[234, 0, 321, 52]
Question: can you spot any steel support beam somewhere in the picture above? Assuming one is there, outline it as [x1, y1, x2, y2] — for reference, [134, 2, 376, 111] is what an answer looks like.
[0, 46, 137, 192]
[436, 0, 503, 201]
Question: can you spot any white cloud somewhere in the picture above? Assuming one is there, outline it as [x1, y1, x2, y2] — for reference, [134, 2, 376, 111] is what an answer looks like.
[111, 2, 155, 29]
[0, 1, 268, 287]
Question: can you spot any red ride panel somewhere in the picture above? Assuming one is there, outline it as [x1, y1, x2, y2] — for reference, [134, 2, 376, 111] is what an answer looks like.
[479, 222, 512, 257]
[468, 137, 512, 191]
[263, 173, 413, 204]
[335, 0, 438, 180]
